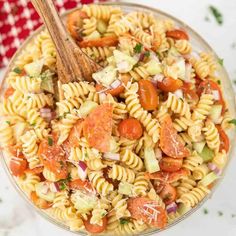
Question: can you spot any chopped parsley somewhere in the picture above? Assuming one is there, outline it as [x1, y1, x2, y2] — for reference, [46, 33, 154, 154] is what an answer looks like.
[30, 122, 36, 127]
[48, 137, 53, 146]
[144, 51, 151, 57]
[13, 67, 22, 74]
[203, 208, 209, 214]
[217, 80, 221, 85]
[218, 58, 224, 66]
[209, 5, 223, 25]
[5, 121, 11, 125]
[57, 175, 72, 190]
[101, 212, 107, 217]
[58, 112, 70, 120]
[120, 218, 129, 225]
[218, 211, 223, 216]
[134, 43, 143, 53]
[229, 119, 236, 126]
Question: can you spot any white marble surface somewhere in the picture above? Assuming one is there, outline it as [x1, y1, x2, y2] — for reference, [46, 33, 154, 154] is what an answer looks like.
[1, 0, 236, 235]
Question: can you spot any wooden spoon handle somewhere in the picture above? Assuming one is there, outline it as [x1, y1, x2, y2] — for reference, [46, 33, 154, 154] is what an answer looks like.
[31, 0, 83, 81]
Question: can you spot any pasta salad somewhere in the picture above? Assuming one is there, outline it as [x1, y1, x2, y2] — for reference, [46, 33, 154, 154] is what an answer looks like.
[0, 4, 234, 235]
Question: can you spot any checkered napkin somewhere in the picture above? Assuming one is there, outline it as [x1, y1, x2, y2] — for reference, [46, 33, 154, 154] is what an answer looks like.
[0, 0, 111, 68]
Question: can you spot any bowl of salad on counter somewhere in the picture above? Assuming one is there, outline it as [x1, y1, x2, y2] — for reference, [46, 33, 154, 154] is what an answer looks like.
[0, 2, 236, 236]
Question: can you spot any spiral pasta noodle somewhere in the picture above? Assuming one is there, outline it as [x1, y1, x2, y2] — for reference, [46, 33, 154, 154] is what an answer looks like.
[25, 93, 53, 110]
[177, 178, 197, 198]
[129, 65, 150, 81]
[190, 57, 210, 80]
[83, 17, 98, 37]
[133, 172, 149, 196]
[56, 97, 83, 116]
[18, 173, 41, 194]
[173, 117, 193, 132]
[0, 122, 14, 147]
[183, 151, 203, 171]
[192, 164, 209, 180]
[120, 149, 143, 171]
[115, 220, 147, 235]
[175, 39, 192, 54]
[53, 191, 70, 209]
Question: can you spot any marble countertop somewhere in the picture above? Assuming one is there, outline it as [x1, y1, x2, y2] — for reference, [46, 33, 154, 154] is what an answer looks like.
[0, 0, 236, 235]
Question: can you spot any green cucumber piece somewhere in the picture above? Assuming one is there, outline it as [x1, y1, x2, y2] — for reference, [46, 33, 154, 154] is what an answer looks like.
[118, 182, 134, 196]
[193, 141, 206, 154]
[199, 146, 214, 163]
[209, 105, 222, 124]
[144, 147, 160, 173]
[145, 59, 162, 75]
[24, 59, 44, 77]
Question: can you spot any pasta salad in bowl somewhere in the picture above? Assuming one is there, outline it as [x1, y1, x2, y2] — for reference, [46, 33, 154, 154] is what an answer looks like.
[0, 2, 236, 235]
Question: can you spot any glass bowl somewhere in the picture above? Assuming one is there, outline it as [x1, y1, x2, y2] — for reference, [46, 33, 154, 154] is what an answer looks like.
[1, 2, 236, 235]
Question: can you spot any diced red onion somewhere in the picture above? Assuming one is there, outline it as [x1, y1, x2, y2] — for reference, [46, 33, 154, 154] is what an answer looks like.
[103, 152, 120, 161]
[49, 182, 60, 193]
[139, 52, 145, 62]
[208, 163, 222, 176]
[151, 79, 158, 88]
[40, 108, 51, 113]
[212, 90, 220, 100]
[153, 74, 164, 82]
[214, 168, 222, 176]
[166, 202, 178, 214]
[174, 89, 183, 99]
[110, 79, 121, 89]
[40, 108, 53, 120]
[78, 161, 87, 181]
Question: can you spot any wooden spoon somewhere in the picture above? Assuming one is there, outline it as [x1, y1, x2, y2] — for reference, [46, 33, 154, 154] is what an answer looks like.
[31, 0, 102, 83]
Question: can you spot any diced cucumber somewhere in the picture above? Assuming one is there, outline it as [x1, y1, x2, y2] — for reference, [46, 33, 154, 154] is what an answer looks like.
[97, 20, 107, 34]
[92, 65, 117, 87]
[114, 50, 138, 73]
[199, 146, 214, 163]
[118, 182, 134, 196]
[144, 147, 160, 173]
[41, 76, 54, 94]
[35, 182, 55, 202]
[209, 105, 222, 124]
[86, 30, 101, 40]
[24, 59, 44, 77]
[193, 141, 206, 154]
[77, 101, 98, 118]
[73, 191, 97, 213]
[199, 172, 219, 186]
[178, 203, 191, 215]
[145, 59, 162, 75]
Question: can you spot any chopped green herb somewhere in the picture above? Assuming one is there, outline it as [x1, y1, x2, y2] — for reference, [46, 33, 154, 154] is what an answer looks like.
[203, 208, 209, 214]
[101, 212, 107, 217]
[13, 67, 22, 74]
[209, 5, 223, 25]
[217, 80, 221, 85]
[144, 51, 151, 57]
[232, 214, 236, 218]
[59, 182, 67, 190]
[218, 211, 223, 216]
[57, 175, 72, 190]
[5, 121, 11, 125]
[120, 218, 129, 225]
[59, 112, 70, 120]
[134, 43, 143, 53]
[229, 119, 236, 126]
[30, 122, 36, 127]
[48, 137, 53, 146]
[65, 38, 69, 41]
[218, 58, 224, 66]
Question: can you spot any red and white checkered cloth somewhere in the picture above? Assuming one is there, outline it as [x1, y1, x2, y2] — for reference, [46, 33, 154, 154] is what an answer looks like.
[0, 0, 111, 68]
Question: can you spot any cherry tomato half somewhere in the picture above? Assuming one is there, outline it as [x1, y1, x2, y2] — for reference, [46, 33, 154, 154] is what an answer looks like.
[166, 29, 189, 40]
[181, 82, 199, 101]
[30, 192, 52, 209]
[138, 80, 159, 111]
[157, 77, 183, 92]
[69, 179, 94, 193]
[159, 157, 183, 172]
[160, 184, 177, 205]
[83, 215, 107, 234]
[4, 87, 15, 99]
[10, 158, 27, 176]
[118, 118, 143, 140]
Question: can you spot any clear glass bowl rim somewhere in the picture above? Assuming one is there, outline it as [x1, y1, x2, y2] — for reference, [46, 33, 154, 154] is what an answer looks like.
[1, 2, 236, 236]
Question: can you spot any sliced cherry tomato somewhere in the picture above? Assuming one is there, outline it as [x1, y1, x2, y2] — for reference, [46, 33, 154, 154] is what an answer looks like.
[159, 157, 183, 172]
[30, 191, 52, 209]
[83, 104, 113, 152]
[38, 135, 67, 179]
[166, 29, 189, 40]
[160, 116, 190, 158]
[95, 73, 130, 96]
[25, 167, 44, 175]
[4, 87, 15, 99]
[69, 179, 94, 193]
[10, 158, 27, 176]
[182, 82, 199, 101]
[216, 125, 230, 152]
[118, 118, 143, 140]
[67, 119, 84, 147]
[83, 215, 107, 234]
[146, 169, 190, 183]
[138, 80, 159, 111]
[197, 80, 225, 113]
[127, 197, 167, 229]
[159, 184, 177, 205]
[67, 10, 88, 40]
[79, 36, 118, 48]
[157, 77, 183, 92]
